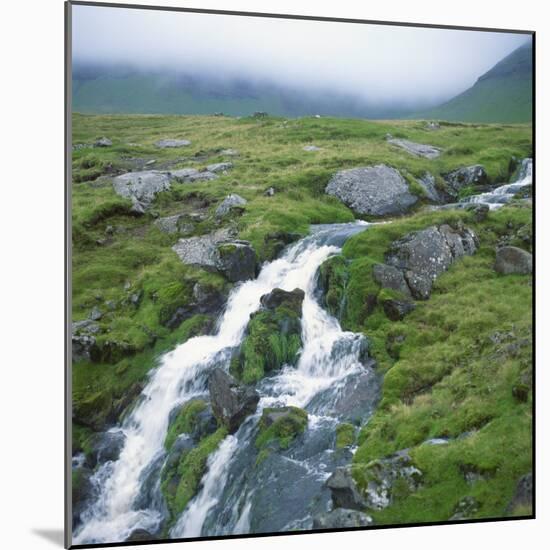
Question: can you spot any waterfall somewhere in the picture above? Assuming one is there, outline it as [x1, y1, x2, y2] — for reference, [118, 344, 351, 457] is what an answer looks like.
[73, 221, 374, 545]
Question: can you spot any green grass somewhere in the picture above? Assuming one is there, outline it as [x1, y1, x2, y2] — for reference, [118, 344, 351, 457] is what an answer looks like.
[255, 407, 308, 455]
[164, 399, 208, 451]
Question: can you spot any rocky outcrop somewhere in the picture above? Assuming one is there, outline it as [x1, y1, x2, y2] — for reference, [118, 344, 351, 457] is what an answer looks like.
[112, 171, 171, 213]
[154, 213, 196, 235]
[383, 224, 478, 299]
[387, 138, 441, 159]
[416, 172, 445, 203]
[444, 165, 488, 196]
[312, 508, 373, 529]
[215, 194, 247, 219]
[72, 320, 100, 362]
[169, 168, 218, 182]
[326, 466, 366, 510]
[216, 241, 258, 282]
[256, 406, 308, 452]
[259, 287, 305, 313]
[372, 264, 412, 298]
[155, 139, 191, 148]
[382, 298, 416, 321]
[325, 165, 418, 216]
[208, 368, 260, 433]
[494, 246, 532, 275]
[172, 228, 235, 271]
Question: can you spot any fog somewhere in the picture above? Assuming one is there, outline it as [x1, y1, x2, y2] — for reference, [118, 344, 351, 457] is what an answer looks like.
[72, 4, 530, 107]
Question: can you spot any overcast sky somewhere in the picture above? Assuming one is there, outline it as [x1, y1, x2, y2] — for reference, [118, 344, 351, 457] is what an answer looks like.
[72, 4, 530, 105]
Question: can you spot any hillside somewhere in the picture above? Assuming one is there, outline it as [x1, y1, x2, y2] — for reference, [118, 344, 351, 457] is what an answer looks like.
[417, 42, 532, 123]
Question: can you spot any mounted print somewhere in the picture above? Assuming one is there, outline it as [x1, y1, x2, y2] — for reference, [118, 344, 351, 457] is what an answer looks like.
[66, 2, 534, 547]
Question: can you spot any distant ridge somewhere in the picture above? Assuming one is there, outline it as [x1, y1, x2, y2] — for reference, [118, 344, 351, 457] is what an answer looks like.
[416, 42, 532, 123]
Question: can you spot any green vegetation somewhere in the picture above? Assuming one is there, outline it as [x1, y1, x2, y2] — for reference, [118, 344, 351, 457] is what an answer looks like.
[164, 399, 208, 451]
[255, 407, 308, 459]
[335, 423, 356, 448]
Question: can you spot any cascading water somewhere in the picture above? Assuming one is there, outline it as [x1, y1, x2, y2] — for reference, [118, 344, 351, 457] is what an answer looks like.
[73, 221, 380, 545]
[460, 158, 532, 209]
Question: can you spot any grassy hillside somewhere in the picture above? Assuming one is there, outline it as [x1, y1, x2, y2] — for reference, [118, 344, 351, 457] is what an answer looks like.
[417, 42, 532, 123]
[71, 113, 532, 522]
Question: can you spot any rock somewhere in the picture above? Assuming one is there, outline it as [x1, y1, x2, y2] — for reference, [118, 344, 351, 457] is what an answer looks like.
[444, 165, 488, 196]
[94, 137, 112, 147]
[263, 231, 301, 258]
[416, 172, 444, 203]
[264, 186, 276, 197]
[206, 162, 233, 173]
[154, 214, 194, 235]
[256, 406, 308, 451]
[129, 292, 142, 306]
[72, 467, 95, 528]
[253, 111, 268, 118]
[450, 496, 480, 520]
[313, 508, 373, 529]
[506, 473, 532, 515]
[169, 168, 218, 182]
[382, 299, 416, 321]
[385, 225, 478, 299]
[512, 383, 530, 403]
[465, 203, 490, 222]
[155, 139, 191, 148]
[220, 148, 239, 156]
[362, 450, 423, 510]
[88, 430, 126, 467]
[303, 145, 321, 151]
[425, 121, 440, 130]
[89, 306, 103, 321]
[112, 171, 171, 213]
[208, 368, 260, 433]
[72, 320, 100, 362]
[372, 264, 412, 298]
[387, 138, 441, 159]
[145, 159, 156, 166]
[495, 246, 532, 275]
[326, 466, 366, 510]
[215, 194, 247, 219]
[260, 288, 305, 314]
[216, 241, 257, 282]
[325, 165, 418, 216]
[126, 529, 154, 542]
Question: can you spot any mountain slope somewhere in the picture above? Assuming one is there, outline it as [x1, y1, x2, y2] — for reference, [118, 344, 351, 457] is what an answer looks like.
[417, 42, 533, 123]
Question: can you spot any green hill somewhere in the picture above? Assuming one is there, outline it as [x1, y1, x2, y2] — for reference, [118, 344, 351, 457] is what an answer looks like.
[417, 42, 532, 123]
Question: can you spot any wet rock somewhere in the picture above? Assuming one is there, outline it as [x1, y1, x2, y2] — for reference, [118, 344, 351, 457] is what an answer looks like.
[208, 368, 260, 433]
[112, 170, 171, 213]
[465, 203, 490, 222]
[385, 225, 478, 299]
[263, 231, 301, 258]
[303, 145, 321, 151]
[88, 430, 126, 467]
[260, 288, 305, 314]
[256, 406, 308, 452]
[215, 194, 247, 219]
[71, 320, 100, 362]
[326, 466, 366, 511]
[382, 299, 416, 321]
[94, 137, 112, 147]
[313, 508, 373, 529]
[450, 496, 480, 520]
[169, 168, 218, 182]
[372, 264, 412, 298]
[155, 138, 191, 148]
[495, 246, 532, 275]
[216, 241, 257, 282]
[207, 162, 233, 173]
[444, 165, 488, 196]
[126, 529, 155, 542]
[506, 473, 532, 515]
[72, 466, 95, 529]
[325, 165, 418, 216]
[387, 138, 441, 159]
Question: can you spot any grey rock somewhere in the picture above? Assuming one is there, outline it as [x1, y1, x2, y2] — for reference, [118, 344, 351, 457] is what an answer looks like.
[506, 473, 532, 514]
[172, 228, 235, 270]
[260, 288, 305, 314]
[216, 241, 257, 282]
[465, 203, 490, 222]
[325, 165, 418, 216]
[372, 264, 412, 298]
[154, 214, 195, 235]
[303, 145, 321, 152]
[88, 430, 126, 467]
[206, 162, 233, 173]
[417, 172, 444, 203]
[313, 508, 373, 529]
[169, 168, 218, 182]
[385, 225, 478, 299]
[382, 299, 416, 321]
[264, 187, 276, 197]
[145, 159, 156, 166]
[155, 139, 191, 148]
[220, 148, 239, 156]
[208, 368, 260, 433]
[112, 171, 171, 213]
[450, 496, 480, 520]
[326, 466, 367, 511]
[72, 466, 95, 528]
[495, 246, 532, 275]
[387, 138, 441, 159]
[89, 306, 103, 321]
[126, 529, 154, 542]
[215, 194, 247, 218]
[444, 165, 488, 196]
[72, 320, 100, 362]
[94, 137, 112, 147]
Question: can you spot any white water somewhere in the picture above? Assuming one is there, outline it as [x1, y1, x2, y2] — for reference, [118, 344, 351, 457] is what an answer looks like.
[74, 221, 370, 545]
[461, 158, 532, 209]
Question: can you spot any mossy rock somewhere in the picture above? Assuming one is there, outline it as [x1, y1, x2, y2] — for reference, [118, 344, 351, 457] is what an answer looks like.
[318, 255, 349, 319]
[335, 423, 356, 448]
[164, 398, 209, 451]
[255, 406, 308, 453]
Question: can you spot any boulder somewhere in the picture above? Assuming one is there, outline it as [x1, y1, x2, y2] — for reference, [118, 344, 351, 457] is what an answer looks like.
[72, 467, 95, 528]
[372, 264, 411, 298]
[94, 137, 112, 147]
[206, 162, 233, 173]
[112, 171, 171, 213]
[88, 430, 126, 467]
[155, 139, 191, 148]
[385, 225, 478, 299]
[506, 473, 532, 515]
[495, 246, 532, 275]
[325, 165, 418, 216]
[215, 194, 247, 219]
[126, 529, 154, 542]
[154, 214, 195, 235]
[312, 508, 373, 529]
[416, 172, 444, 203]
[216, 241, 257, 282]
[259, 288, 305, 314]
[326, 466, 366, 510]
[387, 138, 441, 159]
[382, 299, 416, 321]
[169, 168, 217, 182]
[208, 368, 260, 433]
[444, 165, 488, 196]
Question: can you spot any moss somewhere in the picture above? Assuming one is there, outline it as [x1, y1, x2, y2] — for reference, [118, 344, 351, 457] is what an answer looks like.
[335, 423, 356, 448]
[318, 255, 349, 318]
[255, 406, 308, 453]
[164, 399, 207, 451]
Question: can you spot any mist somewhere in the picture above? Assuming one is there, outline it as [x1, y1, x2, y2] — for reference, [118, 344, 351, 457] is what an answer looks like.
[71, 4, 530, 110]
